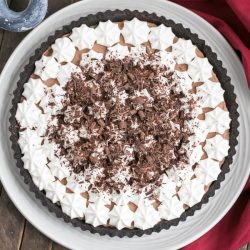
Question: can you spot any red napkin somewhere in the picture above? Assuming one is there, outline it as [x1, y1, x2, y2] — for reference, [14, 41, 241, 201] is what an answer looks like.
[169, 0, 250, 249]
[171, 0, 250, 88]
[183, 179, 250, 250]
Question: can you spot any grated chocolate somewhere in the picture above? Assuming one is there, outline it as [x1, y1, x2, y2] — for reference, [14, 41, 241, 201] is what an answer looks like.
[47, 53, 196, 194]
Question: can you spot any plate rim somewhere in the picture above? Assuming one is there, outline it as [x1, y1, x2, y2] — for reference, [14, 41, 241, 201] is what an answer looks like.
[8, 8, 240, 238]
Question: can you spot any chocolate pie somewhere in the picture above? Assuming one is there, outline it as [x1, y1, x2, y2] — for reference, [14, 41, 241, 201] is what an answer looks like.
[11, 10, 238, 236]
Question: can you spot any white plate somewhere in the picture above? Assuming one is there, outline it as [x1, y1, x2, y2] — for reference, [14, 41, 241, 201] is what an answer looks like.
[0, 0, 249, 249]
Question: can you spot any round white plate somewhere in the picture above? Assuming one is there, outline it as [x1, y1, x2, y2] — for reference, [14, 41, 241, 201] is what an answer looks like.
[0, 0, 249, 249]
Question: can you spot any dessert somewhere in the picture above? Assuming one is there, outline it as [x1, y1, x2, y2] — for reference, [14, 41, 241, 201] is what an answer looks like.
[11, 11, 237, 235]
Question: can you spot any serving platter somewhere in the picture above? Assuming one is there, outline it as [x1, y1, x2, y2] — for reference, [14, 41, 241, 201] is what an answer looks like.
[0, 0, 249, 249]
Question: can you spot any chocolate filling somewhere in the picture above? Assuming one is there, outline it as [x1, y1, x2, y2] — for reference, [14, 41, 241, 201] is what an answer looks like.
[47, 53, 196, 194]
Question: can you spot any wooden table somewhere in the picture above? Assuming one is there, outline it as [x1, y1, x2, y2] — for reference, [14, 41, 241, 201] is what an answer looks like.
[0, 1, 249, 249]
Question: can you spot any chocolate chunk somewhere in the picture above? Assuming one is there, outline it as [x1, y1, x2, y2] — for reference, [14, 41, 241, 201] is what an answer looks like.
[133, 96, 146, 104]
[139, 131, 145, 140]
[119, 121, 127, 129]
[123, 74, 128, 83]
[89, 155, 97, 164]
[138, 110, 145, 120]
[97, 119, 105, 127]
[130, 109, 137, 115]
[127, 72, 135, 81]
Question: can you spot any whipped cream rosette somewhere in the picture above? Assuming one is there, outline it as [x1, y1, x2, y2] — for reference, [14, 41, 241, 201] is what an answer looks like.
[10, 10, 238, 237]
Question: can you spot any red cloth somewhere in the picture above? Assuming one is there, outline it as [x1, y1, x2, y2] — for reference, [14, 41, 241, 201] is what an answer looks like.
[183, 179, 250, 250]
[168, 1, 250, 249]
[171, 0, 250, 88]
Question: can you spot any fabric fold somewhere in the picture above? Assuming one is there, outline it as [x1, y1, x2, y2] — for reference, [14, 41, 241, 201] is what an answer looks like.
[171, 0, 250, 88]
[170, 1, 250, 248]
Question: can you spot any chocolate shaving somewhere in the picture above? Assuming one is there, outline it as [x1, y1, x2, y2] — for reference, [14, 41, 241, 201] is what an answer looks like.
[46, 55, 196, 194]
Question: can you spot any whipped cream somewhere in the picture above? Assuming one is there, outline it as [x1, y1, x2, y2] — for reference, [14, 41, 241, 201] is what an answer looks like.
[35, 55, 60, 81]
[205, 107, 231, 134]
[109, 204, 134, 229]
[57, 63, 81, 87]
[155, 50, 175, 71]
[22, 148, 48, 174]
[31, 165, 55, 191]
[122, 18, 150, 46]
[22, 78, 46, 103]
[172, 38, 196, 64]
[159, 196, 185, 220]
[130, 45, 147, 64]
[105, 43, 130, 60]
[156, 175, 177, 201]
[70, 24, 96, 50]
[18, 129, 43, 153]
[95, 20, 120, 47]
[134, 202, 161, 230]
[52, 37, 76, 63]
[45, 180, 66, 203]
[204, 135, 230, 161]
[195, 159, 221, 185]
[188, 57, 213, 82]
[16, 19, 231, 231]
[61, 193, 87, 219]
[172, 70, 193, 93]
[149, 24, 175, 50]
[178, 179, 205, 207]
[47, 156, 70, 180]
[16, 100, 42, 128]
[196, 81, 225, 108]
[84, 196, 110, 227]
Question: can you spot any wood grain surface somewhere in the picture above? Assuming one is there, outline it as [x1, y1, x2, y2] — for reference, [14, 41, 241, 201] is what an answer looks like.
[0, 1, 248, 249]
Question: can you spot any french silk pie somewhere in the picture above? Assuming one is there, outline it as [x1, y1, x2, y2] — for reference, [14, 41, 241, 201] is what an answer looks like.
[11, 10, 238, 235]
